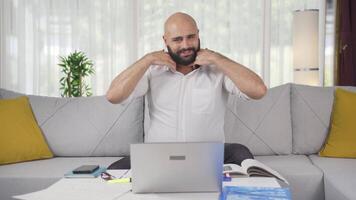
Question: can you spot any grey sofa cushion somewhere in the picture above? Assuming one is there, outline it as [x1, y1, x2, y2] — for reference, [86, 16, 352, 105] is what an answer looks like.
[255, 155, 324, 200]
[0, 88, 23, 98]
[225, 83, 292, 155]
[309, 155, 356, 200]
[0, 88, 144, 156]
[291, 85, 356, 155]
[291, 84, 334, 154]
[32, 96, 144, 157]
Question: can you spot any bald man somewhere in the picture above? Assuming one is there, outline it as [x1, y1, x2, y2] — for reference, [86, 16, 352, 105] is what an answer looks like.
[106, 12, 266, 166]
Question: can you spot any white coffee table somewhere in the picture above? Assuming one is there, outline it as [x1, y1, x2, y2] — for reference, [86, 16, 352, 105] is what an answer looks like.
[14, 170, 282, 200]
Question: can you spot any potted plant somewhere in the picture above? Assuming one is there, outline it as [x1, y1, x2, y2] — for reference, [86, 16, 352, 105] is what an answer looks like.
[58, 51, 95, 97]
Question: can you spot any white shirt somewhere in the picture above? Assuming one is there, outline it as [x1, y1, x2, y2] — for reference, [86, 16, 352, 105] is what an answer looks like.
[123, 65, 249, 143]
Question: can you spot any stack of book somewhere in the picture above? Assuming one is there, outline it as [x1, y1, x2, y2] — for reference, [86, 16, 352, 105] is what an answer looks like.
[221, 186, 291, 200]
[64, 165, 106, 178]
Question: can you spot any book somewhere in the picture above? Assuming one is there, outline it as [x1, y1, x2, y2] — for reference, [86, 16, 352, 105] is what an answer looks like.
[223, 159, 288, 184]
[221, 186, 291, 200]
[73, 165, 99, 174]
[64, 167, 106, 178]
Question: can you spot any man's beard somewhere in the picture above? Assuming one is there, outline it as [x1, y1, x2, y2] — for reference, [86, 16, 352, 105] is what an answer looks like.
[167, 41, 200, 66]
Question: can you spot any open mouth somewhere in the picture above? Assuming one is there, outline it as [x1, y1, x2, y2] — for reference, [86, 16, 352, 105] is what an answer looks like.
[180, 50, 193, 57]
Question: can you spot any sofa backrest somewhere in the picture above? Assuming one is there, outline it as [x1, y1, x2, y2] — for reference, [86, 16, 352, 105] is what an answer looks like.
[0, 89, 144, 157]
[291, 84, 356, 155]
[3, 83, 355, 157]
[224, 83, 292, 156]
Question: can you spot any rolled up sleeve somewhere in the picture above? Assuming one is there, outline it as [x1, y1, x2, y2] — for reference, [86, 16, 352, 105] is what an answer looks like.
[223, 75, 250, 100]
[119, 68, 150, 105]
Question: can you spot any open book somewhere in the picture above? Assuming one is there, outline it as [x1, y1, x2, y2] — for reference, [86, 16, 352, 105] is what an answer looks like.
[223, 159, 288, 184]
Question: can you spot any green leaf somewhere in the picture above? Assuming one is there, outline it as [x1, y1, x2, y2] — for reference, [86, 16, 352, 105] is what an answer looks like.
[58, 50, 95, 97]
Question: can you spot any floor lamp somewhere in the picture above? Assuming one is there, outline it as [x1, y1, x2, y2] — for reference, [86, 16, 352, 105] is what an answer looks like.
[292, 9, 320, 86]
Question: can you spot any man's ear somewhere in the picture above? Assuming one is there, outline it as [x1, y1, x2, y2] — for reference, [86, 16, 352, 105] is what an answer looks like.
[162, 35, 167, 45]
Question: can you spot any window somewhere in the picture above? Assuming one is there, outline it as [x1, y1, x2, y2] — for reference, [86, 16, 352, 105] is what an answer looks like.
[0, 0, 335, 96]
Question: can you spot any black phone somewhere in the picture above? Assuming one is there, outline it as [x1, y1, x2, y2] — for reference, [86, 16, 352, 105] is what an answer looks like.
[72, 165, 99, 174]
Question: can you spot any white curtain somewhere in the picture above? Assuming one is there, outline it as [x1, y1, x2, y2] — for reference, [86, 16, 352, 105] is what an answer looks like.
[0, 0, 137, 96]
[138, 0, 264, 76]
[0, 0, 326, 96]
[270, 0, 320, 87]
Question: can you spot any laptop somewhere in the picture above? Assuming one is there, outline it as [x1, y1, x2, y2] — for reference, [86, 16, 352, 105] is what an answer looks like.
[130, 142, 224, 193]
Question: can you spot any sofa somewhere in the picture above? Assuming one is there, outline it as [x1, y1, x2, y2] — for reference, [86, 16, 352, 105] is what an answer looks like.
[0, 83, 355, 200]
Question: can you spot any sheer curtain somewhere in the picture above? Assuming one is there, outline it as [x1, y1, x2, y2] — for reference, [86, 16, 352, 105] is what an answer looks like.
[270, 0, 320, 87]
[0, 0, 330, 96]
[0, 0, 137, 96]
[138, 0, 263, 75]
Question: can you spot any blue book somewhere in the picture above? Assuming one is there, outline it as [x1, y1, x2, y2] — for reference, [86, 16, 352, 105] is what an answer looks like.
[221, 186, 291, 200]
[64, 167, 106, 178]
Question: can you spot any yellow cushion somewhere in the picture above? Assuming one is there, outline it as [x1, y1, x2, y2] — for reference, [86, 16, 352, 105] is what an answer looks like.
[0, 96, 53, 165]
[319, 88, 356, 158]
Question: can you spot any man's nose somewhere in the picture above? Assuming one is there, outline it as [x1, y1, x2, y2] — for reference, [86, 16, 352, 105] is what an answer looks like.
[181, 38, 191, 49]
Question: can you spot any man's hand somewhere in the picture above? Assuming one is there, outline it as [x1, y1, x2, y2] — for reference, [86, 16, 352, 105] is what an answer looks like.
[145, 50, 176, 71]
[193, 48, 225, 66]
[194, 48, 267, 99]
[106, 50, 175, 104]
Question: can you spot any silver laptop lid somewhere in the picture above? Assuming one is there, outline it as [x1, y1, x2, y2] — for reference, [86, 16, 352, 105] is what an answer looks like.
[131, 142, 224, 194]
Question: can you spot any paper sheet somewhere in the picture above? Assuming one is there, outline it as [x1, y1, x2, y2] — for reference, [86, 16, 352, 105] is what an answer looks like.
[14, 177, 220, 200]
[223, 177, 281, 188]
[14, 174, 132, 200]
[120, 192, 221, 200]
[107, 169, 131, 178]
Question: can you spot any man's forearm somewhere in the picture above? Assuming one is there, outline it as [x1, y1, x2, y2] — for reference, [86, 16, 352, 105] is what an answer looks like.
[214, 56, 267, 99]
[106, 56, 151, 104]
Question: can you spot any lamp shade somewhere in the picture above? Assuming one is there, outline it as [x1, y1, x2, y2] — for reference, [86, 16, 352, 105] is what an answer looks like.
[293, 10, 319, 69]
[292, 9, 319, 86]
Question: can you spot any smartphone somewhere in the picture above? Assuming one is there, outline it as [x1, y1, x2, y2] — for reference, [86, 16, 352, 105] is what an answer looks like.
[72, 165, 100, 174]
